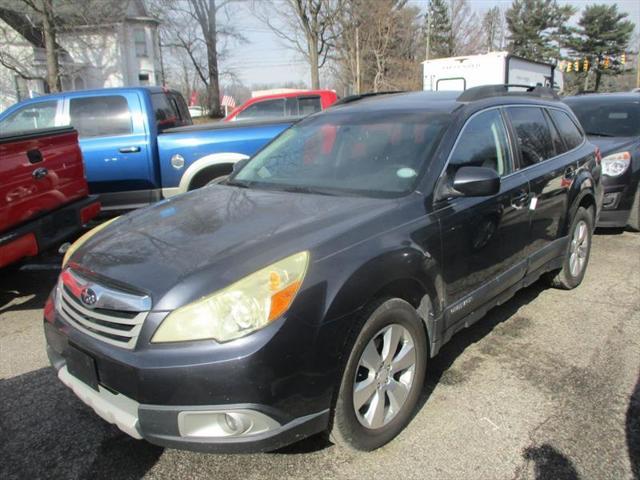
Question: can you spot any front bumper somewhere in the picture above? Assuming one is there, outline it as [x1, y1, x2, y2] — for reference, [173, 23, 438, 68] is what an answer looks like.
[47, 344, 329, 453]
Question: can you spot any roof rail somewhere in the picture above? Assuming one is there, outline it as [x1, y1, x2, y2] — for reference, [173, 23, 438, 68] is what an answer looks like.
[457, 84, 560, 102]
[332, 91, 404, 107]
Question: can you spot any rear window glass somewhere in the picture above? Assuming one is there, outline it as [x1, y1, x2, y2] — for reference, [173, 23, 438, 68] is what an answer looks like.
[565, 98, 640, 137]
[506, 107, 555, 168]
[151, 93, 179, 131]
[549, 109, 584, 151]
[298, 96, 322, 116]
[0, 101, 58, 134]
[236, 99, 285, 120]
[69, 96, 132, 138]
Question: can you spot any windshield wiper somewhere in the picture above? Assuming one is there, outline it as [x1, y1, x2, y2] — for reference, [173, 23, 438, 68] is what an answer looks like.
[278, 185, 338, 196]
[585, 131, 615, 137]
[225, 179, 251, 188]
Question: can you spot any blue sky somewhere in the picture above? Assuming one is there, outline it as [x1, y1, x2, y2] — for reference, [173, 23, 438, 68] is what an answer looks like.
[221, 0, 640, 89]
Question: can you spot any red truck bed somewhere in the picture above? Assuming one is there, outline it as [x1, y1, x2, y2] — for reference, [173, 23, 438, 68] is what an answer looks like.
[0, 127, 100, 268]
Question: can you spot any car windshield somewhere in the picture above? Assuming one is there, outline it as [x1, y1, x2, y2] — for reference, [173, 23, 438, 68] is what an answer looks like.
[565, 98, 640, 137]
[233, 110, 450, 197]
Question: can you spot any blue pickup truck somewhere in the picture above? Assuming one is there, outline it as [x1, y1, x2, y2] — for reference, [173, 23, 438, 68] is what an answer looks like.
[0, 87, 294, 211]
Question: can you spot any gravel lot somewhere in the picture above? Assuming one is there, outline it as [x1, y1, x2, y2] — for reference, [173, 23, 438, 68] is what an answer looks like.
[1, 230, 638, 480]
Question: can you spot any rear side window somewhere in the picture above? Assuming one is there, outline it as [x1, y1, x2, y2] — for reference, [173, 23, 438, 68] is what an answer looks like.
[69, 96, 132, 138]
[236, 99, 285, 120]
[549, 109, 584, 151]
[298, 96, 322, 116]
[151, 93, 179, 131]
[0, 101, 58, 134]
[506, 107, 555, 168]
[169, 93, 192, 126]
[448, 109, 512, 176]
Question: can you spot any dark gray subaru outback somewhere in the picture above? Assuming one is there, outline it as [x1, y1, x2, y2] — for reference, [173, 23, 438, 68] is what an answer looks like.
[45, 86, 603, 452]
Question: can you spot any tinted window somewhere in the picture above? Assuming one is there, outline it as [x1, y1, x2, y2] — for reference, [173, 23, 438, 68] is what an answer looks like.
[236, 99, 285, 120]
[298, 96, 322, 116]
[549, 109, 583, 150]
[235, 111, 450, 197]
[565, 98, 640, 137]
[69, 96, 132, 138]
[546, 110, 566, 155]
[448, 110, 511, 176]
[169, 93, 192, 125]
[1, 101, 58, 134]
[151, 93, 178, 131]
[506, 107, 555, 168]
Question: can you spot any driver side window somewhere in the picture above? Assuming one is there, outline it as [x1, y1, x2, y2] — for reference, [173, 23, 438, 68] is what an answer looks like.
[0, 100, 59, 134]
[448, 109, 512, 177]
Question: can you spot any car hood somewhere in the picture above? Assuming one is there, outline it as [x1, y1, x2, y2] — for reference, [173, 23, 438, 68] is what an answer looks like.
[587, 136, 638, 156]
[71, 185, 395, 310]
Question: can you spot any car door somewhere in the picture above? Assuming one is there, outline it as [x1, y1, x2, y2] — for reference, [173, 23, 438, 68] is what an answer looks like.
[63, 92, 152, 199]
[504, 106, 576, 272]
[436, 108, 531, 328]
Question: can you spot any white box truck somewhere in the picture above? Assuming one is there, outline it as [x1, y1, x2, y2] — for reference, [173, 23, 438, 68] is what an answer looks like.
[422, 51, 562, 92]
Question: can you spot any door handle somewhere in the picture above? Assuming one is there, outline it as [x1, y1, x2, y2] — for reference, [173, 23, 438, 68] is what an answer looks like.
[27, 149, 43, 164]
[32, 167, 48, 180]
[119, 146, 141, 153]
[510, 190, 529, 209]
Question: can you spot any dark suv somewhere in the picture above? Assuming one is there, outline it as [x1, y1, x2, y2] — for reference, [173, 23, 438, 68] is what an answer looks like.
[564, 92, 640, 230]
[44, 86, 602, 453]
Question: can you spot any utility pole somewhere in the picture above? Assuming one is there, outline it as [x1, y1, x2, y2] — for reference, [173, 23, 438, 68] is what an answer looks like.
[355, 26, 361, 94]
[425, 4, 432, 61]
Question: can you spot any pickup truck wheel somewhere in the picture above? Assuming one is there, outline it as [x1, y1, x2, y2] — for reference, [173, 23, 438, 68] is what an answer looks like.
[329, 298, 427, 451]
[627, 186, 640, 232]
[549, 206, 593, 290]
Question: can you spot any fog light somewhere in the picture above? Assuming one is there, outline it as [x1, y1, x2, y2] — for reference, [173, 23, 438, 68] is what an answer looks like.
[178, 409, 280, 438]
[603, 192, 620, 209]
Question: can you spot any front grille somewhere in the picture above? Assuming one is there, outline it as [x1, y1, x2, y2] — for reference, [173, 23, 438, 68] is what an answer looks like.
[57, 284, 148, 350]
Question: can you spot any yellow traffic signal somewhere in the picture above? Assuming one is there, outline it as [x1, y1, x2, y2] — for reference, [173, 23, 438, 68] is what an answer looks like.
[567, 61, 573, 72]
[603, 57, 610, 69]
[583, 58, 589, 71]
[621, 53, 626, 65]
[574, 60, 580, 72]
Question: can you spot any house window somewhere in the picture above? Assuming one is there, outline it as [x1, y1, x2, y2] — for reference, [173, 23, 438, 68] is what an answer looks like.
[138, 72, 150, 86]
[134, 28, 147, 57]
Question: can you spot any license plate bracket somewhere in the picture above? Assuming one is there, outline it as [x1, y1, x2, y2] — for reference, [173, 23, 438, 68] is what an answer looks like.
[66, 344, 99, 391]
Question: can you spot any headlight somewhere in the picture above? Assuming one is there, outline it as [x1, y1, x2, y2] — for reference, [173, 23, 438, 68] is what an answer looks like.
[152, 251, 309, 343]
[62, 217, 119, 267]
[601, 151, 631, 177]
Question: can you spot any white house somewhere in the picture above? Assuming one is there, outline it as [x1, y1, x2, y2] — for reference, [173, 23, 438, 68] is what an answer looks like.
[0, 0, 161, 111]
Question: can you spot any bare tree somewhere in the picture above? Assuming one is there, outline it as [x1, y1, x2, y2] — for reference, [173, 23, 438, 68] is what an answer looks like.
[153, 0, 242, 118]
[482, 6, 506, 53]
[253, 0, 344, 89]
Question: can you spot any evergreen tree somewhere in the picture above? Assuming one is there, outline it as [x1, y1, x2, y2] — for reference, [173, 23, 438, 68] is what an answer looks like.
[506, 0, 574, 63]
[482, 6, 505, 53]
[565, 4, 635, 91]
[424, 0, 452, 59]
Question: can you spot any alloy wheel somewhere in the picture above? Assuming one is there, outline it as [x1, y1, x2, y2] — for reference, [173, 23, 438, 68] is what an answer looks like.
[569, 219, 589, 277]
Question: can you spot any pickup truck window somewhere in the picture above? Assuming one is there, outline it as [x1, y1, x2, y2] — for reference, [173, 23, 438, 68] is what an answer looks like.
[548, 110, 584, 151]
[506, 107, 555, 168]
[448, 110, 511, 177]
[0, 101, 58, 134]
[234, 111, 449, 197]
[69, 96, 132, 138]
[298, 97, 322, 116]
[236, 99, 285, 120]
[151, 92, 190, 131]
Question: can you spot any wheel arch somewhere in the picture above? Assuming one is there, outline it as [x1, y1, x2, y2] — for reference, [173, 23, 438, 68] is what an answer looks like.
[178, 152, 249, 193]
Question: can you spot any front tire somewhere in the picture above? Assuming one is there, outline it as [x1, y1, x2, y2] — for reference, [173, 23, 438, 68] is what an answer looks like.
[549, 206, 593, 290]
[329, 298, 427, 451]
[627, 186, 640, 232]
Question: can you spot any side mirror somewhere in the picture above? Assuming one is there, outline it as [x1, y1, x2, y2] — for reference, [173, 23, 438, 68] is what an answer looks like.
[232, 158, 249, 173]
[451, 166, 500, 197]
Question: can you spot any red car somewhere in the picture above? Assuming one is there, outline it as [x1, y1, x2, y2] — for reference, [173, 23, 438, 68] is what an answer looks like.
[0, 126, 100, 268]
[224, 89, 338, 122]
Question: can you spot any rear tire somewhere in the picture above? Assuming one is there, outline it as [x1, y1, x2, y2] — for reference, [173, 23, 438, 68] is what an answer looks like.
[549, 206, 593, 290]
[329, 298, 427, 451]
[627, 186, 640, 232]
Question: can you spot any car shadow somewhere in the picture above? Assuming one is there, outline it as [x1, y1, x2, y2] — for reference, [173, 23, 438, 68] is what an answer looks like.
[0, 367, 163, 480]
[595, 227, 627, 236]
[419, 281, 545, 402]
[0, 266, 59, 314]
[522, 443, 580, 480]
[627, 374, 640, 479]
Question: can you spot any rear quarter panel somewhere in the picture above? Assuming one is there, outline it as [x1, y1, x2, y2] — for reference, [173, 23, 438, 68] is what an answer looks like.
[157, 122, 292, 190]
